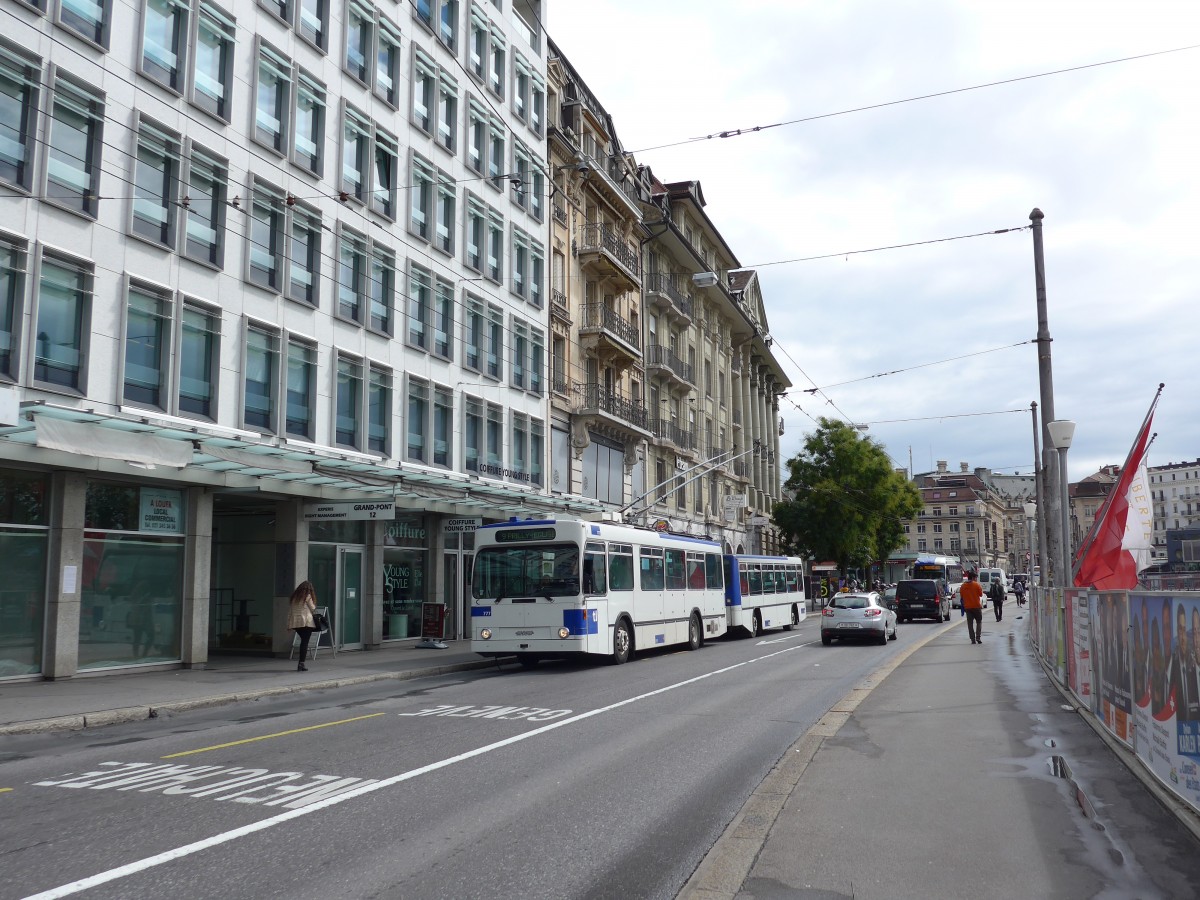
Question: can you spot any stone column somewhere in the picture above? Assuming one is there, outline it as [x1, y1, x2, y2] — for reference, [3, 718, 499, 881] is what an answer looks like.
[42, 471, 86, 680]
[363, 518, 384, 649]
[272, 499, 307, 656]
[180, 486, 213, 668]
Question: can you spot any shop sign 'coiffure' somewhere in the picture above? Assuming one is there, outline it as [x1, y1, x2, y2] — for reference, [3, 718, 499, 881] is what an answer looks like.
[303, 501, 396, 522]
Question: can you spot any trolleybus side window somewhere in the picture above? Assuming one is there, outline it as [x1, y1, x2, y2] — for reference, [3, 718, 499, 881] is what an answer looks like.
[763, 566, 777, 593]
[609, 543, 634, 591]
[583, 541, 606, 594]
[687, 552, 706, 590]
[748, 565, 762, 595]
[706, 553, 723, 590]
[665, 548, 686, 590]
[739, 564, 749, 597]
[786, 566, 799, 593]
[640, 547, 664, 591]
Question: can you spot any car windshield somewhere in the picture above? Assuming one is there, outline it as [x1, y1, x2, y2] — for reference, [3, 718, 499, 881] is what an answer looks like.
[833, 595, 869, 609]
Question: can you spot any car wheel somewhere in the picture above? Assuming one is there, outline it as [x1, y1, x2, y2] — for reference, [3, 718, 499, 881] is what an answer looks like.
[517, 654, 540, 670]
[611, 619, 633, 665]
[822, 633, 832, 646]
[877, 628, 888, 646]
[889, 621, 898, 640]
[751, 610, 763, 638]
[687, 612, 702, 651]
[784, 605, 799, 631]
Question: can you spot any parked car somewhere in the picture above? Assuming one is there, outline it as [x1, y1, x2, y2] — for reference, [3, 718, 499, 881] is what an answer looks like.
[821, 592, 897, 645]
[895, 579, 951, 622]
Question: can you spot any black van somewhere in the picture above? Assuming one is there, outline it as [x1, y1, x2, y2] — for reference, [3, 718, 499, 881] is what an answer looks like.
[895, 579, 950, 623]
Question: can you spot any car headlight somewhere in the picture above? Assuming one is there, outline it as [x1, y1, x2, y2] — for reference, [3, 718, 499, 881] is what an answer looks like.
[558, 627, 570, 639]
[479, 628, 492, 640]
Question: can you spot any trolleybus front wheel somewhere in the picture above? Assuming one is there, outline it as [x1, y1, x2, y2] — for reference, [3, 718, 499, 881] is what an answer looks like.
[687, 612, 701, 651]
[612, 619, 633, 665]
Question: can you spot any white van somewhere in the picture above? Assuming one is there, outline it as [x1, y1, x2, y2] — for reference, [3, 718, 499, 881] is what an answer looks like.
[978, 568, 1008, 596]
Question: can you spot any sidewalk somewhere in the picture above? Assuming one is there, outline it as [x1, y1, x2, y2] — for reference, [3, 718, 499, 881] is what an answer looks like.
[683, 608, 1200, 900]
[0, 641, 501, 735]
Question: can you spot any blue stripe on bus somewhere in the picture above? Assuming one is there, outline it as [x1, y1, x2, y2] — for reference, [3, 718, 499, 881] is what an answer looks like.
[471, 606, 493, 617]
[562, 608, 598, 635]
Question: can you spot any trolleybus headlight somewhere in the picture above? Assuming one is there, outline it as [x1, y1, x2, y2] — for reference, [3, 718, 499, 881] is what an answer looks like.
[558, 626, 570, 639]
[480, 628, 492, 640]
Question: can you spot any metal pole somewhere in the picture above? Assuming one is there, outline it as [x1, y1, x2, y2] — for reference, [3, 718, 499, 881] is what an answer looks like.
[1031, 209, 1063, 588]
[1032, 401, 1049, 591]
[1058, 446, 1072, 582]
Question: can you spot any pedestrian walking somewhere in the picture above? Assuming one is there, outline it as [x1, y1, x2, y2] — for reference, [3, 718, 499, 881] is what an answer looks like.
[288, 580, 318, 672]
[960, 570, 985, 644]
[989, 578, 1006, 622]
[1014, 579, 1026, 607]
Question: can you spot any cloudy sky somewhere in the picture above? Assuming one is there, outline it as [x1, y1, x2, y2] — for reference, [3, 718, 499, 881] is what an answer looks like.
[549, 1, 1199, 482]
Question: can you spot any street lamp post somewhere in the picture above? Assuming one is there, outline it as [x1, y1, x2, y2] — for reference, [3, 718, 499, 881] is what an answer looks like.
[1023, 500, 1037, 582]
[1047, 420, 1076, 588]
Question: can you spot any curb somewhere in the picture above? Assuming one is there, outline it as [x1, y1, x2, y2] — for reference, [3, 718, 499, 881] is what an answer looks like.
[0, 657, 508, 736]
[677, 617, 960, 900]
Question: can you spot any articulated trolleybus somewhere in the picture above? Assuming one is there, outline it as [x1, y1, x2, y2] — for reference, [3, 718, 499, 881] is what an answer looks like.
[471, 517, 727, 666]
[724, 555, 807, 636]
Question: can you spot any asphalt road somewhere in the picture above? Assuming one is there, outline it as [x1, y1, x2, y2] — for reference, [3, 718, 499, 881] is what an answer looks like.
[1, 613, 922, 900]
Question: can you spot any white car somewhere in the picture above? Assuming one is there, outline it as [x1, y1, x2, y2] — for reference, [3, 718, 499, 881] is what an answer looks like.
[821, 592, 898, 645]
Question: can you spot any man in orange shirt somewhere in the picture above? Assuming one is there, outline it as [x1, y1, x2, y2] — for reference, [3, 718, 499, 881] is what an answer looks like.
[960, 570, 985, 644]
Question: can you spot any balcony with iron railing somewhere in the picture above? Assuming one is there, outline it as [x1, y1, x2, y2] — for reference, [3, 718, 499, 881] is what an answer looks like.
[643, 272, 694, 322]
[644, 343, 693, 388]
[553, 202, 567, 224]
[579, 301, 640, 362]
[572, 381, 649, 435]
[578, 223, 641, 290]
[649, 417, 696, 453]
[732, 459, 749, 480]
[732, 407, 742, 428]
[550, 287, 570, 324]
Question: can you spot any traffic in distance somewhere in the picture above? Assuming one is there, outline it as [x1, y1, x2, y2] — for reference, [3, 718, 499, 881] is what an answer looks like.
[469, 517, 806, 666]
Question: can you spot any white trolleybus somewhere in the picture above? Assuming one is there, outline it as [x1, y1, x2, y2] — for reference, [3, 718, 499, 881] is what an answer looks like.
[723, 555, 808, 636]
[470, 517, 728, 666]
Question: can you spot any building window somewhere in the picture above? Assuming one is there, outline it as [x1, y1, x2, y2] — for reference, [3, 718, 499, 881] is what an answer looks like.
[485, 401, 503, 471]
[468, 7, 485, 79]
[335, 354, 363, 449]
[178, 302, 219, 419]
[287, 203, 321, 306]
[285, 338, 316, 439]
[292, 72, 326, 176]
[529, 166, 544, 222]
[141, 0, 188, 93]
[131, 119, 180, 247]
[298, 0, 327, 49]
[407, 378, 428, 462]
[486, 210, 503, 283]
[248, 181, 285, 290]
[530, 417, 544, 486]
[530, 74, 544, 136]
[488, 24, 505, 98]
[512, 56, 529, 122]
[344, 0, 372, 83]
[485, 303, 503, 379]
[368, 243, 395, 334]
[408, 154, 435, 240]
[433, 277, 453, 359]
[529, 326, 543, 395]
[464, 394, 482, 472]
[412, 50, 434, 134]
[376, 20, 402, 107]
[368, 365, 391, 453]
[487, 115, 505, 186]
[337, 227, 367, 323]
[436, 173, 455, 254]
[511, 412, 528, 480]
[46, 75, 104, 218]
[183, 148, 227, 267]
[59, 0, 110, 46]
[192, 2, 235, 121]
[34, 253, 91, 391]
[551, 335, 566, 393]
[433, 385, 452, 467]
[254, 43, 291, 154]
[464, 295, 483, 371]
[244, 323, 279, 431]
[511, 228, 529, 298]
[341, 105, 370, 202]
[123, 282, 170, 408]
[437, 73, 458, 151]
[511, 318, 527, 389]
[467, 99, 485, 173]
[0, 44, 41, 193]
[439, 0, 459, 48]
[464, 193, 484, 270]
[0, 236, 28, 380]
[371, 127, 398, 219]
[407, 264, 430, 349]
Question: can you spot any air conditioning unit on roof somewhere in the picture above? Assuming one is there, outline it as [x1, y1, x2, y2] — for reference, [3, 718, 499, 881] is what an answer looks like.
[691, 272, 719, 288]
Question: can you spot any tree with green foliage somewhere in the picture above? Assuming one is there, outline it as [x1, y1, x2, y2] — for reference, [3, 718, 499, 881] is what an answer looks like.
[772, 418, 923, 578]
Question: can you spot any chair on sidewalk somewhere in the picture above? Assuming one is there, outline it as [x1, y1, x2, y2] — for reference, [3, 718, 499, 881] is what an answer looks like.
[289, 606, 336, 660]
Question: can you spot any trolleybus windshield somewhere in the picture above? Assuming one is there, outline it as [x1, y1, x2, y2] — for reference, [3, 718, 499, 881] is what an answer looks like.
[472, 544, 581, 599]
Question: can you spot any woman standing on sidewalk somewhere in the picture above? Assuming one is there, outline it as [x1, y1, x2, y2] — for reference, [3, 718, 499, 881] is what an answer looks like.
[288, 581, 317, 672]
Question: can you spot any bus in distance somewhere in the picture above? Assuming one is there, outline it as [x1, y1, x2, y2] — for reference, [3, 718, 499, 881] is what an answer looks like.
[911, 555, 965, 601]
[724, 555, 807, 636]
[470, 517, 727, 667]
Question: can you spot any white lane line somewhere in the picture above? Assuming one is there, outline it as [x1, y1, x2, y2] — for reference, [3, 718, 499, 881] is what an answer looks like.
[23, 643, 805, 900]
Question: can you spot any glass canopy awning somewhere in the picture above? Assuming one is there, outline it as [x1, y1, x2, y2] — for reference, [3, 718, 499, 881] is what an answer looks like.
[1, 401, 606, 519]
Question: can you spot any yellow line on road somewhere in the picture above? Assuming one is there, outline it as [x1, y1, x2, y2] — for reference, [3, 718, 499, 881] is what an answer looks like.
[161, 713, 386, 758]
[0, 787, 12, 794]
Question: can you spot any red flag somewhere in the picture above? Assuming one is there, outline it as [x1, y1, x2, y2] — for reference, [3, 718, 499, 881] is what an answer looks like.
[1073, 389, 1161, 590]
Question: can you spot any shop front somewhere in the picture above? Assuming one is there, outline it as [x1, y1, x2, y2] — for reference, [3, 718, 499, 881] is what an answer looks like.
[0, 468, 49, 678]
[383, 514, 429, 641]
[309, 519, 367, 651]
